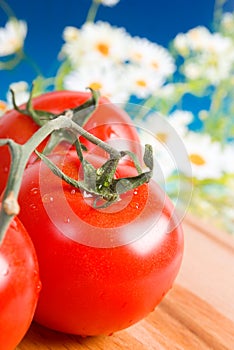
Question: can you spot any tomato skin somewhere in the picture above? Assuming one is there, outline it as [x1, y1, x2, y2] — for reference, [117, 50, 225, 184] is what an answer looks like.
[17, 151, 183, 336]
[0, 90, 140, 195]
[0, 216, 41, 350]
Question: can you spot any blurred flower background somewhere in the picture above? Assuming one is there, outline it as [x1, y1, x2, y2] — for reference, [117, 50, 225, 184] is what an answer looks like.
[0, 0, 234, 233]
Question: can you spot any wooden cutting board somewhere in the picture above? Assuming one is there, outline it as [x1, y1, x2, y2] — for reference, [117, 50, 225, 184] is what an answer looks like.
[17, 215, 234, 350]
[17, 284, 234, 350]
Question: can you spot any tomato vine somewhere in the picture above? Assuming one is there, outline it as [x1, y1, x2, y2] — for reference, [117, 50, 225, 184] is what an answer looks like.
[0, 102, 153, 243]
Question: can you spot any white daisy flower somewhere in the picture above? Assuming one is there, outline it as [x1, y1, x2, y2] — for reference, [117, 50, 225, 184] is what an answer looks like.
[175, 26, 234, 84]
[60, 26, 83, 66]
[0, 18, 27, 57]
[62, 26, 80, 42]
[174, 26, 212, 54]
[222, 143, 234, 174]
[173, 33, 190, 56]
[78, 21, 130, 64]
[128, 36, 175, 78]
[184, 42, 234, 84]
[155, 83, 176, 99]
[126, 65, 164, 99]
[140, 111, 187, 146]
[7, 81, 30, 107]
[138, 112, 192, 180]
[208, 32, 233, 53]
[182, 132, 224, 180]
[183, 61, 203, 80]
[168, 110, 193, 137]
[220, 12, 234, 35]
[204, 34, 234, 83]
[138, 124, 176, 182]
[139, 110, 192, 148]
[96, 0, 120, 6]
[63, 64, 130, 103]
[185, 26, 212, 52]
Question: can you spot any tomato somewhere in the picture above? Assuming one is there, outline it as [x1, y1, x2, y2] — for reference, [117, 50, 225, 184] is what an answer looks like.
[0, 216, 41, 350]
[17, 150, 183, 336]
[0, 90, 140, 195]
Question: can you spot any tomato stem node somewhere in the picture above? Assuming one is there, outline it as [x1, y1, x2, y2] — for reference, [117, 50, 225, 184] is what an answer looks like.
[3, 191, 20, 216]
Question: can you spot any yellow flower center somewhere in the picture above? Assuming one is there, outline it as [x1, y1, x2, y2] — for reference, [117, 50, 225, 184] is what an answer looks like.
[156, 132, 168, 143]
[151, 60, 159, 70]
[189, 153, 206, 166]
[190, 32, 199, 41]
[96, 42, 109, 56]
[89, 82, 102, 91]
[136, 80, 147, 87]
[133, 52, 143, 61]
[0, 101, 7, 112]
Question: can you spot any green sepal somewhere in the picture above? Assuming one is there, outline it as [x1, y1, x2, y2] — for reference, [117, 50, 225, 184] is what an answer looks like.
[120, 150, 142, 174]
[11, 85, 100, 129]
[35, 142, 153, 209]
[71, 88, 100, 126]
[143, 144, 154, 171]
[10, 86, 57, 126]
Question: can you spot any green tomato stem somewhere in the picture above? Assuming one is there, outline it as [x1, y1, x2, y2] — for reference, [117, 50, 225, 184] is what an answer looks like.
[0, 113, 128, 243]
[0, 93, 153, 243]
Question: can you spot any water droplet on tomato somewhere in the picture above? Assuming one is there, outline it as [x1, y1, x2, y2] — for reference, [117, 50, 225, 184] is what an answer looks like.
[133, 190, 138, 195]
[0, 256, 9, 276]
[29, 203, 37, 210]
[63, 217, 70, 224]
[2, 267, 9, 276]
[42, 194, 54, 203]
[30, 187, 38, 195]
[3, 166, 9, 173]
[36, 280, 42, 293]
[83, 191, 93, 198]
[70, 189, 76, 195]
[130, 202, 140, 209]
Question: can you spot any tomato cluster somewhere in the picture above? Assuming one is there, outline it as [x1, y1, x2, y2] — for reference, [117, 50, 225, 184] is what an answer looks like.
[0, 91, 183, 346]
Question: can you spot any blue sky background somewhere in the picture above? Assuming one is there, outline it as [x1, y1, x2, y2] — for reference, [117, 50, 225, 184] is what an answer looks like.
[1, 0, 234, 99]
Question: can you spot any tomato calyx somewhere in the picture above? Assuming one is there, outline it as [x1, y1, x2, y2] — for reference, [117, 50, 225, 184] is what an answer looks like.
[11, 85, 100, 127]
[10, 86, 100, 154]
[36, 143, 153, 208]
[0, 108, 153, 242]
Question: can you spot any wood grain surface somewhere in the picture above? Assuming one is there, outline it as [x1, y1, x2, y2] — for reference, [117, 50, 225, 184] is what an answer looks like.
[17, 215, 234, 350]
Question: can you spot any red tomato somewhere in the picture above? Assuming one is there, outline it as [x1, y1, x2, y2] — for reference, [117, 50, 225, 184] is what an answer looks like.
[0, 90, 140, 195]
[0, 216, 41, 350]
[17, 151, 183, 336]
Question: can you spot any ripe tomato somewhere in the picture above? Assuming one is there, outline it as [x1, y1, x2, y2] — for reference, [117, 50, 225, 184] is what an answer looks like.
[17, 151, 183, 336]
[0, 90, 140, 195]
[0, 216, 41, 350]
